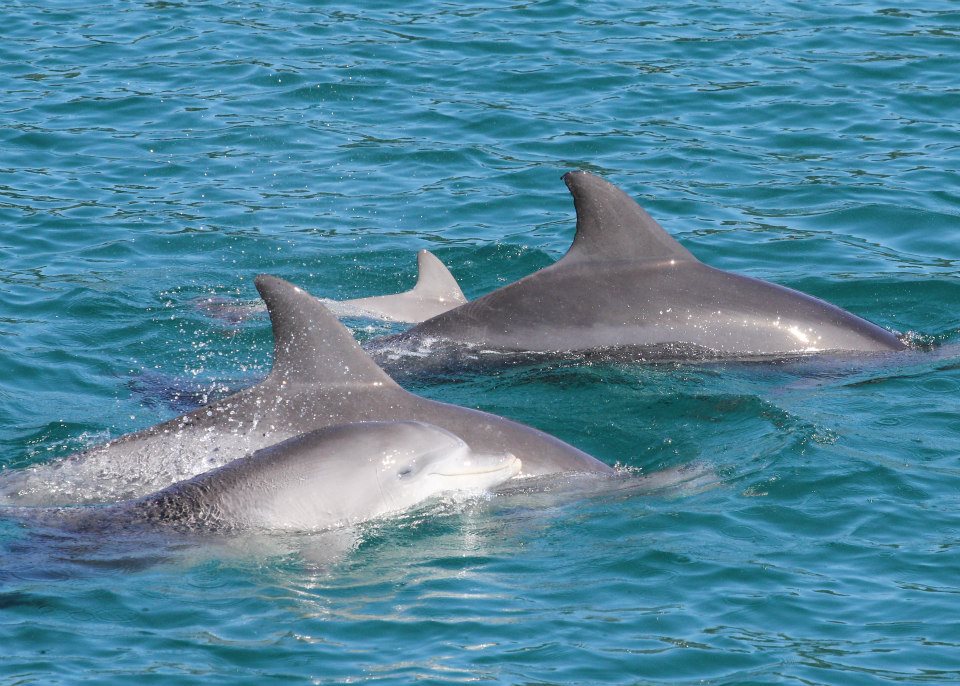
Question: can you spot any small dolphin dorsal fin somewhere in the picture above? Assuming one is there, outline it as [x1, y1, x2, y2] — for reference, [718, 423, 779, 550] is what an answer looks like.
[559, 171, 695, 264]
[255, 275, 398, 388]
[411, 250, 467, 305]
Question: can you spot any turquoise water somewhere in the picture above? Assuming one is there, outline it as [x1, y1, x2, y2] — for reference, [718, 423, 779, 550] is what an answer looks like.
[2, 0, 960, 683]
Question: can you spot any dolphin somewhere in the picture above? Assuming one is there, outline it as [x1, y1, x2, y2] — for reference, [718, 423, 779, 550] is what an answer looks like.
[196, 249, 467, 325]
[380, 172, 905, 359]
[113, 421, 520, 531]
[0, 275, 610, 506]
[329, 249, 467, 323]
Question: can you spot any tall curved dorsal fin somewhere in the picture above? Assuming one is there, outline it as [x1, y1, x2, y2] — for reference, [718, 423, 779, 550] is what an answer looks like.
[411, 250, 467, 304]
[559, 171, 695, 264]
[255, 274, 398, 388]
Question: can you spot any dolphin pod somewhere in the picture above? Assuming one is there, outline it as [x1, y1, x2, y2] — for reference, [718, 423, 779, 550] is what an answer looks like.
[0, 273, 610, 508]
[381, 171, 905, 359]
[7, 169, 909, 532]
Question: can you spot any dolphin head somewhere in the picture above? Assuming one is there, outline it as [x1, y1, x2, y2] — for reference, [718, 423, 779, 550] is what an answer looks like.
[371, 423, 521, 515]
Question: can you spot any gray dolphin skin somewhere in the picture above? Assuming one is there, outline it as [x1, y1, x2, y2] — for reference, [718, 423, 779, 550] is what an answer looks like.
[0, 275, 610, 506]
[389, 171, 905, 358]
[331, 249, 467, 323]
[196, 249, 466, 325]
[124, 421, 521, 531]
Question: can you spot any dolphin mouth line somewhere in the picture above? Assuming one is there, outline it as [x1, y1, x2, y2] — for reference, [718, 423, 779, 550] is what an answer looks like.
[432, 455, 520, 477]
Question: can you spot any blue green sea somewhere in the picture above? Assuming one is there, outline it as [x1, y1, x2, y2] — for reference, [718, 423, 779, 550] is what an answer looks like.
[2, 1, 960, 683]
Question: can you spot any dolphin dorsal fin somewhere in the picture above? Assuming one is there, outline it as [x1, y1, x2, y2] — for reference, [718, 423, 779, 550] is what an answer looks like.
[411, 250, 467, 304]
[255, 274, 398, 388]
[558, 171, 695, 265]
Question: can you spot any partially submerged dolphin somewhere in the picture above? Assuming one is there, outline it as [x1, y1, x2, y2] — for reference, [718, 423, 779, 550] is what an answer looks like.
[197, 250, 467, 325]
[115, 421, 520, 531]
[382, 172, 905, 359]
[0, 275, 609, 506]
[330, 249, 467, 323]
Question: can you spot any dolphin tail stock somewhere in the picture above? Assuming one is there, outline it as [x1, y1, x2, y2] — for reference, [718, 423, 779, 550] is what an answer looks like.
[254, 274, 400, 388]
[559, 171, 696, 266]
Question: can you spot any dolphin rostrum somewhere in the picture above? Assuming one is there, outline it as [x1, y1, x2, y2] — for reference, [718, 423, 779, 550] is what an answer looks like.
[382, 172, 905, 359]
[120, 421, 520, 531]
[197, 250, 467, 325]
[0, 276, 610, 506]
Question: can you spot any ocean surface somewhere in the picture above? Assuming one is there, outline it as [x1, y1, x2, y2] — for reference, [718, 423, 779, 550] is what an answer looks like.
[2, 1, 959, 683]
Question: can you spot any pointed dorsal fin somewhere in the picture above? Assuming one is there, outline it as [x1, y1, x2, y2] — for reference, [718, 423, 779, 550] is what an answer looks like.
[558, 171, 695, 265]
[255, 274, 398, 388]
[410, 250, 468, 304]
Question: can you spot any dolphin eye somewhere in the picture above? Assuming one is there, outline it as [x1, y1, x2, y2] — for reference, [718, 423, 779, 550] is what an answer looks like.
[397, 467, 413, 479]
